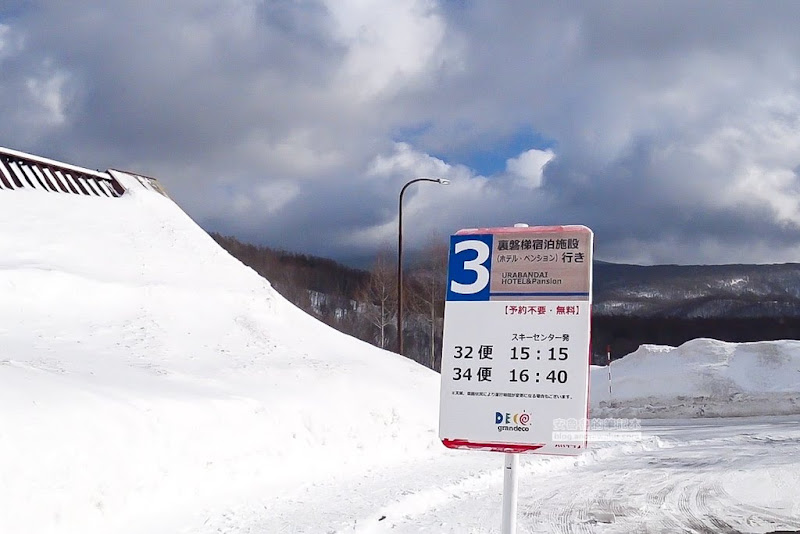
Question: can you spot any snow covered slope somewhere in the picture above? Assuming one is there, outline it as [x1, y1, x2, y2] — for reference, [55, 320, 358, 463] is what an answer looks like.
[591, 338, 800, 418]
[0, 173, 439, 534]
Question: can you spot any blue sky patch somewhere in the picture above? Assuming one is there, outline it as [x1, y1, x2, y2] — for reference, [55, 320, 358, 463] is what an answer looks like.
[434, 126, 555, 177]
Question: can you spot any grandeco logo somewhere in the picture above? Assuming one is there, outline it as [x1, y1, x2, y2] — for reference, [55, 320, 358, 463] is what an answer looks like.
[495, 412, 531, 432]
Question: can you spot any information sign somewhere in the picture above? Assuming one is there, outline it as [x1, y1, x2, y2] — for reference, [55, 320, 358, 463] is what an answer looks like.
[439, 225, 593, 455]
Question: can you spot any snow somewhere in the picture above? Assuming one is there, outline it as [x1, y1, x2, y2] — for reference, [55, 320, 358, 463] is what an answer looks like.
[0, 175, 439, 534]
[2, 172, 799, 533]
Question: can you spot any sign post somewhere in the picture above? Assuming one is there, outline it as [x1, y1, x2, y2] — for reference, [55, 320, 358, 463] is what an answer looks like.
[438, 224, 593, 531]
[501, 452, 518, 534]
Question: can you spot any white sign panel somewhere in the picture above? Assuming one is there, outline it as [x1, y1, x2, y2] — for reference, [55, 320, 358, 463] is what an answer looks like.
[439, 225, 593, 455]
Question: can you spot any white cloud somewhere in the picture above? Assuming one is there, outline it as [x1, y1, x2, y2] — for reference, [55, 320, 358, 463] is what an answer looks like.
[681, 95, 800, 224]
[231, 180, 299, 216]
[0, 23, 23, 61]
[367, 142, 453, 180]
[324, 0, 449, 99]
[346, 142, 555, 255]
[506, 148, 554, 188]
[237, 128, 347, 177]
[0, 24, 8, 58]
[25, 69, 69, 126]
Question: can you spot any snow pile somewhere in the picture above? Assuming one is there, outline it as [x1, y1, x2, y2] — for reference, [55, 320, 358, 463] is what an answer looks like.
[591, 338, 800, 418]
[0, 174, 439, 534]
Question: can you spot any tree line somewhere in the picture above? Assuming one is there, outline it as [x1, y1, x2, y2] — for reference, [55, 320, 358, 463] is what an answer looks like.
[211, 233, 800, 369]
[210, 233, 448, 370]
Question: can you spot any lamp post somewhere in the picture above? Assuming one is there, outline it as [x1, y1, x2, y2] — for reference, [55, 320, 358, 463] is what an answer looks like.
[397, 177, 450, 355]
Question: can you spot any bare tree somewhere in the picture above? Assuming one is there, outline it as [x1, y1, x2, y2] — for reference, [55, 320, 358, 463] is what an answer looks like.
[408, 235, 449, 369]
[358, 249, 397, 349]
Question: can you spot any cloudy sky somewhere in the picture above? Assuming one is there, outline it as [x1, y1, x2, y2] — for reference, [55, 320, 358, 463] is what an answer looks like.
[3, 1, 800, 266]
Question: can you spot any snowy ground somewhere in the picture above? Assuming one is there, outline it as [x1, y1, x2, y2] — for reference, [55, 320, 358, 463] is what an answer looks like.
[1, 172, 799, 533]
[186, 416, 800, 533]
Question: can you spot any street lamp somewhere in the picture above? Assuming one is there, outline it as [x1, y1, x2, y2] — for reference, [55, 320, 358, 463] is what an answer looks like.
[397, 177, 450, 355]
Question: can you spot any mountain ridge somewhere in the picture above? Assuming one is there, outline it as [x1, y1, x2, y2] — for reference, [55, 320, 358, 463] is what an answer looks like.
[593, 261, 800, 318]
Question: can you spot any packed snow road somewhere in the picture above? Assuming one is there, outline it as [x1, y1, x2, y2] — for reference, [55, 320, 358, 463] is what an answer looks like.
[510, 417, 800, 534]
[188, 416, 800, 534]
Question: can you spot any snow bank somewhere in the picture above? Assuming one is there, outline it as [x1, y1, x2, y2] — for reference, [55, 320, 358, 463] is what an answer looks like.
[0, 176, 439, 534]
[590, 338, 800, 418]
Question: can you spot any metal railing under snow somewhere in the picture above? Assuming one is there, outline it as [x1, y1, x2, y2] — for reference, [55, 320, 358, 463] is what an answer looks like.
[0, 147, 125, 198]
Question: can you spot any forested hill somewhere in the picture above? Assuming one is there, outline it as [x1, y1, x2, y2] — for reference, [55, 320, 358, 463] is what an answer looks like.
[210, 233, 369, 304]
[212, 234, 800, 321]
[210, 233, 800, 365]
[594, 261, 800, 318]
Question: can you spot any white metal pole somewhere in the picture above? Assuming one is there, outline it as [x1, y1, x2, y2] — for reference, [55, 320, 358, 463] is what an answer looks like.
[501, 452, 519, 534]
[607, 345, 612, 397]
[500, 224, 528, 534]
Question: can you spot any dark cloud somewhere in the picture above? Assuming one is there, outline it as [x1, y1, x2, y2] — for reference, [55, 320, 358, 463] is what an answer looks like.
[3, 1, 800, 266]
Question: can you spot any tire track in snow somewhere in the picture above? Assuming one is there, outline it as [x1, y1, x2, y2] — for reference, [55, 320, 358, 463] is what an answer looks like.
[341, 454, 580, 533]
[341, 468, 503, 533]
[539, 488, 591, 534]
[666, 479, 738, 533]
[709, 481, 800, 531]
[695, 483, 740, 533]
[515, 428, 800, 533]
